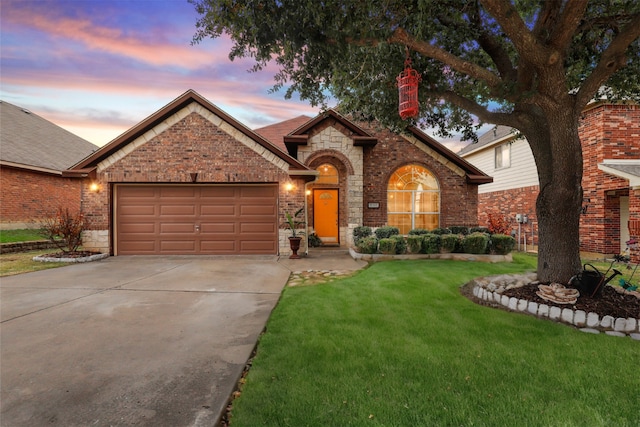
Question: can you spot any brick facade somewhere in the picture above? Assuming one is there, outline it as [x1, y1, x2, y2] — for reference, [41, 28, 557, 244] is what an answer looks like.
[81, 110, 306, 254]
[0, 166, 82, 229]
[362, 126, 479, 229]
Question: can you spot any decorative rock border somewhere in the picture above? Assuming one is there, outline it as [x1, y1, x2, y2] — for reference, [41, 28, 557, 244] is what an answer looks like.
[470, 273, 640, 340]
[33, 253, 109, 263]
[349, 247, 512, 263]
[1, 240, 59, 254]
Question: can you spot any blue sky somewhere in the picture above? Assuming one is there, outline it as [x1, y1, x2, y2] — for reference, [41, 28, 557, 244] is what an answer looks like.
[1, 0, 470, 150]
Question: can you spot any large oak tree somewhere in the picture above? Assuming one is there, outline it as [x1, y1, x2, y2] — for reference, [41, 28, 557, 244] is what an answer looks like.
[191, 0, 640, 283]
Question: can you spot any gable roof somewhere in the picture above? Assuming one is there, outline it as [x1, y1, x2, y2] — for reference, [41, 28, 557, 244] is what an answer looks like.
[284, 109, 378, 147]
[254, 115, 312, 151]
[405, 126, 492, 184]
[458, 125, 516, 156]
[0, 100, 98, 174]
[69, 89, 310, 174]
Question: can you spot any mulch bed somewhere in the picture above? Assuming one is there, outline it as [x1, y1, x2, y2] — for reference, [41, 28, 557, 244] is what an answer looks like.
[502, 283, 640, 319]
[40, 251, 101, 258]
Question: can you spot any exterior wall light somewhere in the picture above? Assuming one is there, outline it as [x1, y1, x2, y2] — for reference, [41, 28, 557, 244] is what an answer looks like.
[284, 182, 294, 192]
[89, 182, 100, 193]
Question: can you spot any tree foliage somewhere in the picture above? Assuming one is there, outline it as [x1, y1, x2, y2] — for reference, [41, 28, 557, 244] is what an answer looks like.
[191, 0, 640, 282]
[192, 0, 639, 139]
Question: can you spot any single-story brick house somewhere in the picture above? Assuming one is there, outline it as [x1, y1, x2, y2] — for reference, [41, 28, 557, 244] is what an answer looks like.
[0, 100, 98, 229]
[69, 90, 491, 256]
[459, 101, 640, 260]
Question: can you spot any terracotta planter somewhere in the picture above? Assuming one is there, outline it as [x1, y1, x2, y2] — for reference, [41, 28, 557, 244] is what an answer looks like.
[289, 236, 302, 259]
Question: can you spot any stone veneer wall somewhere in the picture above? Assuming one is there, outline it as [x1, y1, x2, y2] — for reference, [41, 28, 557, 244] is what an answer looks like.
[297, 119, 364, 248]
[80, 104, 305, 255]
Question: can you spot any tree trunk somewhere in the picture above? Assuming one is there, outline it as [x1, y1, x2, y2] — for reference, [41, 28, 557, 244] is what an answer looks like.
[526, 105, 583, 284]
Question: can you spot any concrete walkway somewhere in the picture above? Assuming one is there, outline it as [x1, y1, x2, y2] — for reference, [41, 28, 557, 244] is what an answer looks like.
[0, 250, 366, 427]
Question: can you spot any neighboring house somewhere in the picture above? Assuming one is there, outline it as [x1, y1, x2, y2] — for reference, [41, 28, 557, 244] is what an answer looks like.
[0, 100, 98, 229]
[459, 101, 640, 260]
[68, 89, 491, 256]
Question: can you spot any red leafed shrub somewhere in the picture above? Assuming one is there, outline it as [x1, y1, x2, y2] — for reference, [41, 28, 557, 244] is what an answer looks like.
[39, 208, 86, 253]
[487, 212, 512, 235]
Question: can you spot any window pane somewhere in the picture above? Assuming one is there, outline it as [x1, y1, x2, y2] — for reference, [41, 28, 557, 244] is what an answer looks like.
[415, 191, 439, 213]
[387, 191, 412, 213]
[415, 214, 439, 230]
[389, 214, 412, 234]
[316, 164, 339, 184]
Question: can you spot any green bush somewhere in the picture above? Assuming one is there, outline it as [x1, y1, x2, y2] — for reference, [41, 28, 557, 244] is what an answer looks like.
[431, 227, 452, 235]
[462, 232, 490, 254]
[378, 238, 397, 254]
[470, 226, 490, 234]
[406, 235, 423, 253]
[390, 235, 407, 254]
[408, 228, 430, 235]
[353, 226, 372, 245]
[440, 234, 459, 253]
[356, 236, 378, 254]
[449, 226, 470, 235]
[490, 234, 516, 255]
[375, 226, 400, 239]
[421, 233, 441, 254]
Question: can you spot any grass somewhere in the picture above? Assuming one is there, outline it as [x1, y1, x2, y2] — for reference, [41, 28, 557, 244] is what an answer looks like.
[0, 229, 46, 244]
[230, 253, 639, 427]
[0, 250, 68, 277]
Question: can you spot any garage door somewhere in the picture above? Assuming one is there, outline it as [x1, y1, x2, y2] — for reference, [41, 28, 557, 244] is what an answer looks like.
[115, 185, 278, 255]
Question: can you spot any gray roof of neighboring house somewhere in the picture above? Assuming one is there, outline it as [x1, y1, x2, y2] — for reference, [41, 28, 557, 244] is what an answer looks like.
[600, 162, 640, 177]
[458, 125, 516, 156]
[0, 100, 98, 172]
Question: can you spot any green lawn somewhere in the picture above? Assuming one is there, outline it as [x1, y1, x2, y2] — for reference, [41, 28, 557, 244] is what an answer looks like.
[0, 229, 46, 243]
[230, 254, 639, 426]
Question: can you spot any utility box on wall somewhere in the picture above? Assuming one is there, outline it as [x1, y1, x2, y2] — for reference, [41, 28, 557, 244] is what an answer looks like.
[516, 214, 528, 224]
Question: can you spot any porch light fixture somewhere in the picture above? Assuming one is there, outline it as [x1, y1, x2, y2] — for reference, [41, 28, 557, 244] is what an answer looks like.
[284, 182, 294, 192]
[89, 182, 100, 193]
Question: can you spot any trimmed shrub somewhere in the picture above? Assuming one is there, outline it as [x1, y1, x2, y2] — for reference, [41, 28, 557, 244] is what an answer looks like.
[353, 226, 372, 245]
[463, 232, 490, 254]
[421, 233, 441, 254]
[356, 236, 378, 254]
[431, 227, 452, 235]
[449, 226, 470, 235]
[470, 226, 490, 234]
[408, 228, 430, 236]
[490, 234, 516, 255]
[440, 234, 460, 253]
[39, 207, 86, 253]
[406, 235, 423, 253]
[378, 238, 397, 254]
[375, 226, 400, 239]
[390, 235, 407, 254]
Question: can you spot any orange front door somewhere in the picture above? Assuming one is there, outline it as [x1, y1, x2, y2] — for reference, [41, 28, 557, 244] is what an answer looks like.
[313, 189, 339, 245]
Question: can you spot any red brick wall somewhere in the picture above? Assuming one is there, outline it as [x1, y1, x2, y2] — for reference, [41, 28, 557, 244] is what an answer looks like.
[82, 113, 304, 252]
[362, 127, 479, 228]
[478, 185, 539, 244]
[0, 166, 82, 227]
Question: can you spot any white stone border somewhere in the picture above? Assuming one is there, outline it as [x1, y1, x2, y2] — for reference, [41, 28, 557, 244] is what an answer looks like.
[33, 253, 109, 263]
[470, 274, 640, 340]
[349, 247, 512, 263]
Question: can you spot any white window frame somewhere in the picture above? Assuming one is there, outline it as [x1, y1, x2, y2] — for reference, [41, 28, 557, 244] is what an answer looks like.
[494, 143, 511, 170]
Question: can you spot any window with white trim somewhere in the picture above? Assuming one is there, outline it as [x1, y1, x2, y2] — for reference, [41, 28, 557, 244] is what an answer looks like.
[495, 143, 511, 169]
[387, 165, 440, 234]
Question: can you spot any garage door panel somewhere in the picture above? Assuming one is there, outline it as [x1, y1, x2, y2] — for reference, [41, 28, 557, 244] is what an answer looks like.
[160, 222, 195, 233]
[200, 205, 236, 215]
[240, 204, 276, 216]
[160, 205, 196, 216]
[119, 223, 156, 234]
[116, 185, 278, 255]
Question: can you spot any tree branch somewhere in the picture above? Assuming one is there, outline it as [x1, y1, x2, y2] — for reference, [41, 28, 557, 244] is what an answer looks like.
[480, 0, 550, 66]
[389, 28, 502, 89]
[431, 90, 521, 128]
[576, 13, 640, 108]
[549, 0, 589, 51]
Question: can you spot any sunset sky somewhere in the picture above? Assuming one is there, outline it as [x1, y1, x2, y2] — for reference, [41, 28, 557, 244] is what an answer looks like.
[1, 0, 471, 151]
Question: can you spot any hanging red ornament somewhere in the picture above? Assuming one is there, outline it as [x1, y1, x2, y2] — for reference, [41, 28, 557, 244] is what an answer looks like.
[396, 55, 421, 120]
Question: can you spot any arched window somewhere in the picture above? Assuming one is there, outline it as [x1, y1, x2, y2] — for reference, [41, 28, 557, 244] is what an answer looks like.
[316, 163, 339, 184]
[387, 165, 440, 234]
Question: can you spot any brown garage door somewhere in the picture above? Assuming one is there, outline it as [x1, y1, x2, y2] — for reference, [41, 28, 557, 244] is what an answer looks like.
[115, 185, 278, 255]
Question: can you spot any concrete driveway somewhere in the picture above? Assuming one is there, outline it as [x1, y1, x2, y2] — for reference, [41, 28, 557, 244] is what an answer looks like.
[0, 256, 291, 426]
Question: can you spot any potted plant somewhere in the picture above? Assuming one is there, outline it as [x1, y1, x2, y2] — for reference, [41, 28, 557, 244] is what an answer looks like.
[285, 207, 305, 259]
